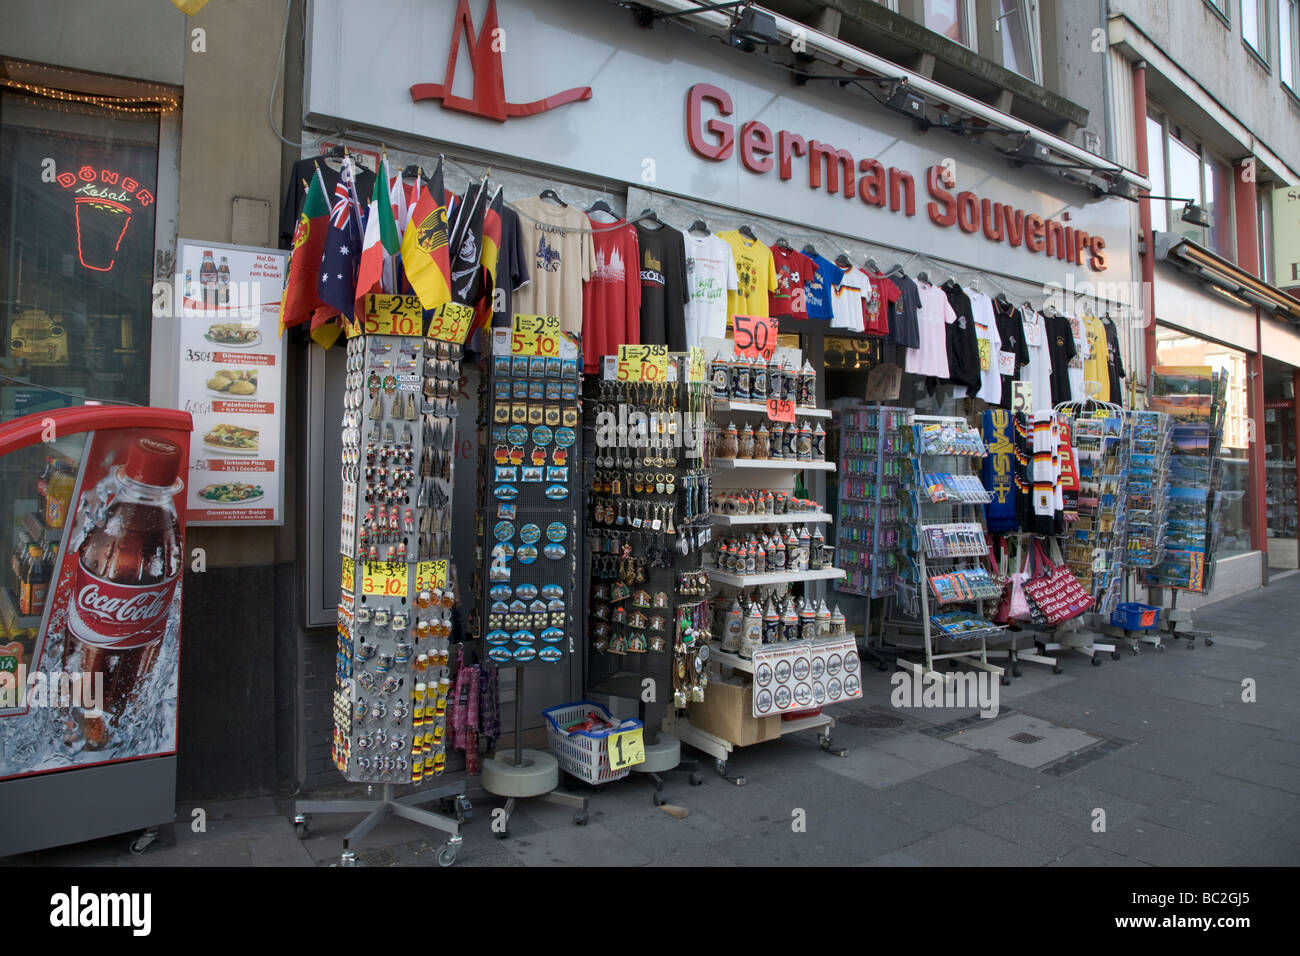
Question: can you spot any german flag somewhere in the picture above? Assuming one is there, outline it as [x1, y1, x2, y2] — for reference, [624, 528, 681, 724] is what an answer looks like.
[401, 159, 452, 311]
[481, 186, 504, 285]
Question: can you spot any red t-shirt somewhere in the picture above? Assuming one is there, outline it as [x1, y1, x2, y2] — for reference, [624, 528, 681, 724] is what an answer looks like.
[769, 247, 818, 321]
[581, 218, 641, 372]
[862, 272, 901, 337]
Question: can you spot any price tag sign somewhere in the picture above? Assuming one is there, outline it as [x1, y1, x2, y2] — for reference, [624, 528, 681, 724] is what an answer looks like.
[733, 313, 778, 361]
[1012, 380, 1032, 414]
[341, 555, 355, 595]
[617, 344, 668, 382]
[687, 346, 707, 384]
[427, 302, 475, 345]
[415, 559, 449, 592]
[766, 397, 795, 423]
[511, 314, 562, 356]
[362, 561, 408, 598]
[363, 294, 424, 337]
[607, 727, 646, 770]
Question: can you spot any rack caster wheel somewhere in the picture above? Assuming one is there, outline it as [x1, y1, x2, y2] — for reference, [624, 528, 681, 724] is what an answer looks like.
[1012, 665, 1022, 678]
[1204, 636, 1214, 647]
[715, 758, 727, 776]
[573, 811, 588, 826]
[1111, 651, 1121, 661]
[128, 829, 157, 855]
[436, 844, 458, 867]
[1052, 665, 1063, 675]
[652, 791, 667, 807]
[294, 822, 310, 840]
[1091, 656, 1102, 667]
[1001, 674, 1011, 686]
[688, 771, 703, 786]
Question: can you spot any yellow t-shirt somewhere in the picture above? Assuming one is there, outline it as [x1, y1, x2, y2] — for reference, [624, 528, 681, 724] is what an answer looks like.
[1082, 314, 1109, 403]
[718, 231, 778, 320]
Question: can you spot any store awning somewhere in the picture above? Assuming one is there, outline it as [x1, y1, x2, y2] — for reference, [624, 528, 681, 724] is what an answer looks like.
[1153, 231, 1300, 323]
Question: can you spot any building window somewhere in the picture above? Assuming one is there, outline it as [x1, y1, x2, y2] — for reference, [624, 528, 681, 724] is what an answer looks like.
[1146, 113, 1169, 232]
[1147, 110, 1237, 260]
[1244, 0, 1271, 62]
[1202, 154, 1234, 259]
[1205, 0, 1231, 23]
[924, 0, 973, 48]
[1281, 0, 1299, 88]
[996, 0, 1040, 81]
[0, 84, 160, 419]
[1259, 187, 1275, 282]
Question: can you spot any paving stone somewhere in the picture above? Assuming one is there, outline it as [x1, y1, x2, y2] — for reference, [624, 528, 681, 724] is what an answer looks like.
[1021, 780, 1149, 829]
[599, 803, 735, 860]
[943, 713, 1102, 769]
[1192, 773, 1300, 818]
[799, 801, 932, 858]
[1140, 794, 1279, 849]
[752, 760, 878, 806]
[862, 779, 989, 832]
[902, 823, 1054, 866]
[1213, 754, 1300, 793]
[1065, 761, 1185, 806]
[1106, 818, 1239, 866]
[861, 849, 929, 866]
[916, 762, 1042, 808]
[506, 821, 649, 867]
[1226, 835, 1300, 866]
[966, 802, 1099, 859]
[869, 732, 975, 770]
[656, 778, 806, 833]
[1047, 845, 1149, 866]
[1106, 743, 1216, 783]
[706, 818, 861, 867]
[817, 743, 933, 788]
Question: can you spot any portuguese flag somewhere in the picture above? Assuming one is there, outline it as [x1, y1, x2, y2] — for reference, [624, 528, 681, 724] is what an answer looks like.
[279, 169, 330, 335]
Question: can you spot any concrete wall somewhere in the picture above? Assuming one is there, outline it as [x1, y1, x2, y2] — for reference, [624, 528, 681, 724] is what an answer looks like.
[1050, 0, 1113, 158]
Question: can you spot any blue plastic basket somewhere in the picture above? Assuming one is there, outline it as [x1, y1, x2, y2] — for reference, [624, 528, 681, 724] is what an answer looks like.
[1110, 602, 1160, 631]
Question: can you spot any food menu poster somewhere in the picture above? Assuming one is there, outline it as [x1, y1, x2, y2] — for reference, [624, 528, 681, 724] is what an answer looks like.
[750, 637, 862, 717]
[173, 239, 288, 525]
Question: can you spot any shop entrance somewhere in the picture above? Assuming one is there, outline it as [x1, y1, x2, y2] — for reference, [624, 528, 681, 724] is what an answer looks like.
[1262, 356, 1298, 570]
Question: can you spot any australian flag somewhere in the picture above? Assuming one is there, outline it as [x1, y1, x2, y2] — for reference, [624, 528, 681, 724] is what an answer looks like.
[318, 157, 364, 320]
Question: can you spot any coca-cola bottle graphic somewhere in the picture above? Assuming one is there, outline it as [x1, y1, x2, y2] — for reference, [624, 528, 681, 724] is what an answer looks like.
[61, 437, 184, 728]
[217, 256, 231, 306]
[199, 250, 218, 307]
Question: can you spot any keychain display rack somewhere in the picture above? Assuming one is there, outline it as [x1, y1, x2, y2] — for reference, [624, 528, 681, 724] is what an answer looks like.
[885, 415, 1005, 684]
[295, 323, 471, 867]
[1062, 408, 1129, 615]
[835, 404, 910, 599]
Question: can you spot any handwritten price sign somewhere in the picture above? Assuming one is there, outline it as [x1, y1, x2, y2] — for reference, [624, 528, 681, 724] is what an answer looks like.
[733, 314, 778, 361]
[415, 559, 449, 592]
[617, 344, 668, 382]
[341, 555, 356, 595]
[607, 727, 646, 770]
[687, 346, 707, 384]
[766, 397, 795, 423]
[427, 302, 475, 345]
[363, 294, 423, 336]
[511, 314, 562, 357]
[1012, 381, 1032, 415]
[362, 561, 408, 598]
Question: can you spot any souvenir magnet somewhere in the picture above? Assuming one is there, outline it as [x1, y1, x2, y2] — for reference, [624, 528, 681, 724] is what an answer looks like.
[520, 524, 541, 544]
[544, 484, 569, 500]
[517, 545, 538, 564]
[544, 543, 566, 560]
[545, 522, 567, 543]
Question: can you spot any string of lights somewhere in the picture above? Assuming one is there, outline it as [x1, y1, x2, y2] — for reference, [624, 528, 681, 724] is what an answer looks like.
[0, 77, 178, 114]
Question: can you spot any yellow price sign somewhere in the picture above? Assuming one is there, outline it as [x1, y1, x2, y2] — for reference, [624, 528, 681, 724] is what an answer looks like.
[361, 561, 408, 598]
[607, 727, 645, 770]
[617, 344, 668, 382]
[427, 301, 475, 345]
[415, 559, 449, 592]
[687, 346, 707, 384]
[341, 555, 356, 594]
[511, 314, 562, 356]
[363, 294, 424, 337]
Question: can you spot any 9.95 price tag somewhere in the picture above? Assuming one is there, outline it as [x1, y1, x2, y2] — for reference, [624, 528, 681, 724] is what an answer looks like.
[617, 344, 668, 382]
[427, 302, 475, 345]
[415, 559, 448, 592]
[364, 294, 423, 336]
[511, 314, 562, 356]
[362, 561, 408, 598]
[766, 397, 795, 423]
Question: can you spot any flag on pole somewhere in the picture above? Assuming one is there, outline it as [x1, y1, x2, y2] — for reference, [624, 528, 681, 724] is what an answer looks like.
[480, 185, 504, 286]
[316, 156, 364, 346]
[278, 169, 330, 335]
[447, 174, 489, 306]
[401, 159, 453, 311]
[355, 154, 401, 319]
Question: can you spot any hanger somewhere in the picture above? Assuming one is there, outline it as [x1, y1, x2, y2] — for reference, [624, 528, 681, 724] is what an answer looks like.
[739, 224, 758, 241]
[864, 257, 880, 273]
[917, 270, 931, 285]
[886, 262, 906, 278]
[942, 276, 959, 291]
[968, 275, 981, 292]
[325, 144, 345, 158]
[834, 253, 852, 269]
[401, 164, 421, 179]
[585, 197, 617, 217]
[801, 243, 818, 257]
[539, 188, 567, 207]
[688, 219, 710, 235]
[995, 292, 1011, 306]
[775, 236, 792, 250]
[638, 208, 665, 229]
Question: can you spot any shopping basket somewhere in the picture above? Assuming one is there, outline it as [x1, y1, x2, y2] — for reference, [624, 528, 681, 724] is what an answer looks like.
[1110, 602, 1160, 631]
[542, 701, 642, 785]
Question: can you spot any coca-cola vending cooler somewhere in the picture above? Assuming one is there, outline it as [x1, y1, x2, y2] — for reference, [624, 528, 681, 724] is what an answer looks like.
[0, 407, 192, 856]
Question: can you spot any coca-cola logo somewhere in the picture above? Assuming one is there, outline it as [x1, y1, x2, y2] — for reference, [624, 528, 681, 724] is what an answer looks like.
[77, 583, 172, 625]
[138, 437, 179, 457]
[67, 566, 178, 649]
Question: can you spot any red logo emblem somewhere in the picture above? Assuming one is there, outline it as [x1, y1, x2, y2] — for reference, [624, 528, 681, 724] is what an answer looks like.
[410, 0, 592, 122]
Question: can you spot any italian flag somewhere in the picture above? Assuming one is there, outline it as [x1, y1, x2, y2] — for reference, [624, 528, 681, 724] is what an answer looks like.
[354, 154, 402, 320]
[278, 169, 330, 335]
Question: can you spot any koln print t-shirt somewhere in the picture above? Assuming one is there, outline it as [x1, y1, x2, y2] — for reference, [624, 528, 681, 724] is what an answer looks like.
[510, 196, 595, 335]
[942, 283, 981, 392]
[769, 245, 817, 320]
[681, 231, 738, 346]
[581, 217, 640, 372]
[718, 230, 778, 320]
[803, 253, 844, 321]
[634, 221, 689, 351]
[1044, 313, 1078, 406]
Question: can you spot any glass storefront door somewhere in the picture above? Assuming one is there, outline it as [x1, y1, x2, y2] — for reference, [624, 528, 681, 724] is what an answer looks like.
[1263, 356, 1298, 569]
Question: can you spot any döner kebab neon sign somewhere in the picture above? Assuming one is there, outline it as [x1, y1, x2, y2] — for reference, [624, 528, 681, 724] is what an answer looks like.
[54, 164, 154, 272]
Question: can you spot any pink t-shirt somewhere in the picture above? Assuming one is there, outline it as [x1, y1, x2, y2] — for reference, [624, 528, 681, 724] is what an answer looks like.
[906, 282, 956, 378]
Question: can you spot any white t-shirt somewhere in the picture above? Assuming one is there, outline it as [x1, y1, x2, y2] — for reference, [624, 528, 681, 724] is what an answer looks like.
[830, 268, 868, 331]
[960, 290, 1003, 404]
[1066, 314, 1089, 402]
[906, 282, 955, 378]
[1020, 309, 1053, 414]
[681, 231, 738, 346]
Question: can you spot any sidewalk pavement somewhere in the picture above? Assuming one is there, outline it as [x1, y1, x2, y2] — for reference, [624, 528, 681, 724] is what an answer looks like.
[5, 574, 1300, 867]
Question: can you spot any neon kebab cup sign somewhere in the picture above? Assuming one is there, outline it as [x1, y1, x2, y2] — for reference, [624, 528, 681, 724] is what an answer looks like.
[686, 83, 1109, 272]
[55, 164, 155, 272]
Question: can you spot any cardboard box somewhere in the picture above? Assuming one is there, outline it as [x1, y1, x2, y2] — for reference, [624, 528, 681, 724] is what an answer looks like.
[688, 678, 780, 746]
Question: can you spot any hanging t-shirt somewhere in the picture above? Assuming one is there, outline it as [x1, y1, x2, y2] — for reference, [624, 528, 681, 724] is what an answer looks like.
[886, 274, 921, 349]
[510, 197, 596, 335]
[1103, 317, 1126, 404]
[804, 254, 844, 321]
[681, 230, 737, 347]
[829, 269, 868, 332]
[279, 156, 376, 248]
[992, 299, 1030, 410]
[581, 217, 640, 372]
[906, 281, 955, 378]
[861, 272, 901, 337]
[634, 222, 689, 351]
[943, 284, 981, 392]
[1020, 309, 1053, 414]
[1065, 314, 1090, 402]
[768, 246, 817, 320]
[961, 290, 1003, 404]
[1044, 313, 1077, 406]
[718, 231, 778, 320]
[1082, 314, 1110, 403]
[486, 204, 530, 327]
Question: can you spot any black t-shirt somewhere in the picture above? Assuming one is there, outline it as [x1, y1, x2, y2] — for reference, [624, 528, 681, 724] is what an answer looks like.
[887, 274, 922, 349]
[634, 222, 689, 351]
[1103, 317, 1126, 404]
[993, 300, 1030, 409]
[488, 204, 530, 325]
[279, 156, 377, 248]
[943, 284, 981, 391]
[1045, 313, 1078, 406]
